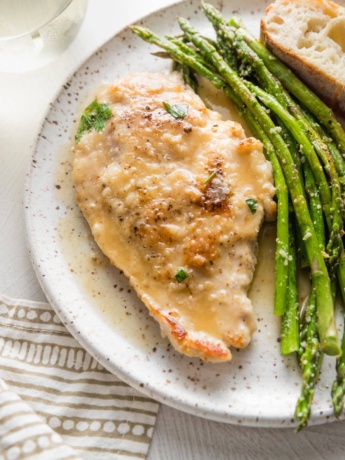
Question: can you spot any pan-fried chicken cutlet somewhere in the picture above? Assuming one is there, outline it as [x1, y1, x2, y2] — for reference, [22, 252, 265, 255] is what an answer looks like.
[72, 72, 276, 362]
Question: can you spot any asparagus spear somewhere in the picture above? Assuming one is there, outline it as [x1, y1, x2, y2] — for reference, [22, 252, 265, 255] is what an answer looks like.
[295, 288, 322, 431]
[294, 161, 327, 426]
[203, 4, 290, 107]
[242, 114, 291, 319]
[247, 82, 343, 272]
[303, 163, 325, 251]
[176, 17, 340, 355]
[240, 105, 298, 351]
[281, 216, 299, 355]
[302, 107, 345, 189]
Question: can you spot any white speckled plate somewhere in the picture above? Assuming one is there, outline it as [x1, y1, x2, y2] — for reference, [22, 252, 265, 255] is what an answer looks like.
[24, 0, 345, 427]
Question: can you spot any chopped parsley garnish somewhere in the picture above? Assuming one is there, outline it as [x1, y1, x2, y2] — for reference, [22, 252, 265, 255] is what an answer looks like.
[203, 170, 217, 184]
[175, 268, 189, 283]
[75, 99, 112, 143]
[163, 101, 189, 119]
[246, 198, 258, 214]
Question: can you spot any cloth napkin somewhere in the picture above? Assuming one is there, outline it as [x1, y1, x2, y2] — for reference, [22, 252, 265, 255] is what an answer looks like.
[0, 294, 159, 459]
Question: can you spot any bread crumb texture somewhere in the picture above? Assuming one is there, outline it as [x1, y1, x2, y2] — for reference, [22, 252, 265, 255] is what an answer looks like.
[261, 0, 345, 111]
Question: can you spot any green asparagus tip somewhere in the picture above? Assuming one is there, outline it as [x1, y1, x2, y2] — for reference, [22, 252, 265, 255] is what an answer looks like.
[332, 380, 345, 417]
[202, 2, 219, 13]
[178, 17, 188, 27]
[131, 25, 144, 32]
[201, 1, 218, 14]
[130, 25, 141, 32]
[202, 2, 226, 30]
[228, 16, 246, 31]
[131, 25, 152, 39]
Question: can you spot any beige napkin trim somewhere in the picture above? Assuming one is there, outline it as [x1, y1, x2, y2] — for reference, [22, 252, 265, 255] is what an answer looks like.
[0, 380, 81, 460]
[0, 294, 159, 459]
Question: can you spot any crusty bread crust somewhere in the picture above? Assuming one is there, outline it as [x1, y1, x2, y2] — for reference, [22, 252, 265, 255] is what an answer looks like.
[261, 0, 345, 115]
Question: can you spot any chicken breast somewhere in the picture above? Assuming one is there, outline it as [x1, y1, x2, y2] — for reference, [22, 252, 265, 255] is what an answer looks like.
[72, 72, 276, 362]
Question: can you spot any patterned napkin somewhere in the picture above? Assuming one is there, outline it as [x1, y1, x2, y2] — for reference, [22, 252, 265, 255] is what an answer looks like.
[0, 294, 159, 460]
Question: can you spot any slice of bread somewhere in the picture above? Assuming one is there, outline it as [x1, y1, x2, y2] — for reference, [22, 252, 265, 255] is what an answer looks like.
[261, 0, 345, 116]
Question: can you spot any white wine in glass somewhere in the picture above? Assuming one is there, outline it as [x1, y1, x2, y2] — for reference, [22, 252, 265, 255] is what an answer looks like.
[0, 0, 88, 72]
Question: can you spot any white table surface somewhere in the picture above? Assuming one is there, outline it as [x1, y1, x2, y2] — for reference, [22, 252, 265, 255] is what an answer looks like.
[1, 1, 345, 458]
